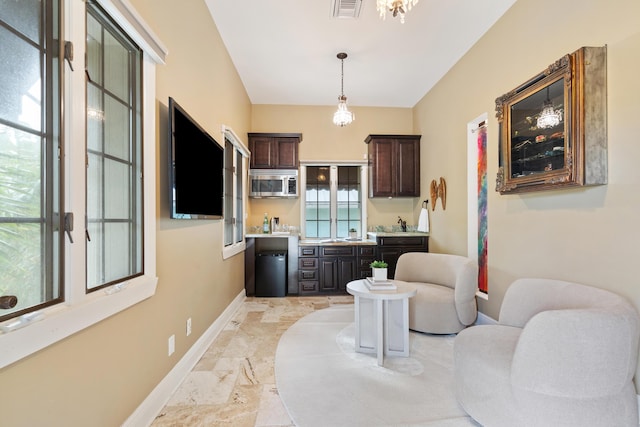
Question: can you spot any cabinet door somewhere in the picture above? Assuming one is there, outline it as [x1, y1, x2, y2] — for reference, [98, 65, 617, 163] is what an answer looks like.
[369, 138, 396, 197]
[319, 256, 356, 291]
[250, 137, 274, 169]
[337, 257, 357, 290]
[366, 135, 421, 198]
[249, 133, 301, 169]
[319, 257, 339, 291]
[397, 138, 420, 196]
[275, 137, 299, 169]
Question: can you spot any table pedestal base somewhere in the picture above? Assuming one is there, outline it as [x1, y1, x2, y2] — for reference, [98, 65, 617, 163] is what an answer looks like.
[353, 294, 411, 366]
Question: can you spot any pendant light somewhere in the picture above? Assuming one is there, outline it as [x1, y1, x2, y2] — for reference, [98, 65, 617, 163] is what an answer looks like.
[333, 52, 354, 127]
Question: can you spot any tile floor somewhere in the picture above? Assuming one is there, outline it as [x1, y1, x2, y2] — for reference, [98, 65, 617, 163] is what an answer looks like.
[151, 295, 354, 427]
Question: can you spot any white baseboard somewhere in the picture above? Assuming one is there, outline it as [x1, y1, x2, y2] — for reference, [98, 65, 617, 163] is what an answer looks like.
[475, 311, 497, 326]
[122, 290, 246, 427]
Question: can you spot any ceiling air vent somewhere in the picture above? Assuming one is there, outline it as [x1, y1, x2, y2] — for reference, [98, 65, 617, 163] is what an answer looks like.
[331, 0, 363, 19]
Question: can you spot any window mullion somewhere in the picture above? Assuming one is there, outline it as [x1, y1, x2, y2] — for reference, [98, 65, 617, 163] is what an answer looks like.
[330, 166, 338, 239]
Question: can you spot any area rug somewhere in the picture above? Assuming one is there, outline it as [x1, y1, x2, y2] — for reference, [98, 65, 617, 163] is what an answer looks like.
[275, 304, 479, 426]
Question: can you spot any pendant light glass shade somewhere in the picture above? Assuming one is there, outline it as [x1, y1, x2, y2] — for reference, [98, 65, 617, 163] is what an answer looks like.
[333, 52, 354, 127]
[333, 95, 354, 127]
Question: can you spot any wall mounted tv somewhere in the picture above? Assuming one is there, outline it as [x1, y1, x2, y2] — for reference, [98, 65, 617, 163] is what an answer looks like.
[168, 97, 224, 219]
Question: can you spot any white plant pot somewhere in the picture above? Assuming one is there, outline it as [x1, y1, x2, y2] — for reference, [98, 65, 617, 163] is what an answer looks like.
[372, 267, 388, 282]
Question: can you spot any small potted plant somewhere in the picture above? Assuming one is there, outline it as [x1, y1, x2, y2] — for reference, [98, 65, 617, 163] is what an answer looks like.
[349, 228, 357, 239]
[369, 260, 388, 282]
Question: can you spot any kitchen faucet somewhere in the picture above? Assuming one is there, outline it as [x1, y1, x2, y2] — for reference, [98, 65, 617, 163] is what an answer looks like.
[397, 216, 407, 232]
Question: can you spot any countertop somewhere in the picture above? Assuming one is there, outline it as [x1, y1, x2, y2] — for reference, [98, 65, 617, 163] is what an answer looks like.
[366, 231, 430, 237]
[299, 238, 377, 246]
[246, 233, 298, 238]
[246, 231, 428, 244]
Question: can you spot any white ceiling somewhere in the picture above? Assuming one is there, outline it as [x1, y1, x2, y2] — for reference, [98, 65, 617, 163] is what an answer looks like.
[204, 0, 516, 108]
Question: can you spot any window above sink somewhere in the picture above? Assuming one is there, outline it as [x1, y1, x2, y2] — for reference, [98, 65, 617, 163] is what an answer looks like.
[300, 164, 367, 240]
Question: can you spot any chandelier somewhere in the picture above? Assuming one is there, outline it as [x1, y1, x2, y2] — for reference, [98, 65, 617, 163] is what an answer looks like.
[377, 0, 419, 24]
[333, 52, 354, 127]
[536, 86, 562, 129]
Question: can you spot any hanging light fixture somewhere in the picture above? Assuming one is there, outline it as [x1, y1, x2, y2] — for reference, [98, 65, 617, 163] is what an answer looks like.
[377, 0, 419, 24]
[333, 52, 354, 127]
[536, 86, 562, 129]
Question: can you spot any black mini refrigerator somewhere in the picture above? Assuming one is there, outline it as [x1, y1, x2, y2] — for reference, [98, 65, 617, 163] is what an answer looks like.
[255, 251, 287, 297]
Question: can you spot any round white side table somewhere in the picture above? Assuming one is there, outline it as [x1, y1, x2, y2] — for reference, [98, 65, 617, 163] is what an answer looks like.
[346, 279, 417, 366]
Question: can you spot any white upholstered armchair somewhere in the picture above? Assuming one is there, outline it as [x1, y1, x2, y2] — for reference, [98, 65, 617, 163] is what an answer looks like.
[454, 278, 640, 427]
[394, 252, 478, 334]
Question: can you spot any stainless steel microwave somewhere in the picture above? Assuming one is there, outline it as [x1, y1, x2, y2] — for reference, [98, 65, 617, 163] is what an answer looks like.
[249, 169, 298, 198]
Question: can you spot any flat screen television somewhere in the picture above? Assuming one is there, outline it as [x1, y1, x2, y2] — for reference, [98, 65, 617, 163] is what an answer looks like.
[168, 97, 224, 219]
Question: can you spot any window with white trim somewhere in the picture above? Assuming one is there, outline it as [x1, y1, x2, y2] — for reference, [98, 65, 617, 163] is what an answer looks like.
[0, 0, 164, 369]
[222, 127, 248, 259]
[0, 0, 63, 319]
[301, 164, 367, 239]
[86, 2, 143, 291]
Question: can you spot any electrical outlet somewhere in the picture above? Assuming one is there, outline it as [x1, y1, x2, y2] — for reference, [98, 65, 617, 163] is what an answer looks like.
[168, 334, 175, 356]
[186, 318, 192, 336]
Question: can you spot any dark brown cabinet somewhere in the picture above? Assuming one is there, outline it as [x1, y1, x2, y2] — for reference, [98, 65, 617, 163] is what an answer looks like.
[298, 245, 319, 294]
[357, 246, 376, 279]
[374, 235, 429, 279]
[365, 135, 421, 198]
[297, 244, 377, 294]
[319, 246, 356, 292]
[248, 133, 301, 169]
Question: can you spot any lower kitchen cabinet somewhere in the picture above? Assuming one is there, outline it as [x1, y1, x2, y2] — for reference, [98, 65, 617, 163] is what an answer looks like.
[357, 246, 376, 279]
[374, 235, 429, 279]
[298, 246, 319, 294]
[297, 244, 377, 295]
[319, 246, 357, 292]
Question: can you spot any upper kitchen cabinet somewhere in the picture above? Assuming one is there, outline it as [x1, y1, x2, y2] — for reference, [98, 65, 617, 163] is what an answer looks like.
[365, 135, 421, 198]
[248, 133, 302, 169]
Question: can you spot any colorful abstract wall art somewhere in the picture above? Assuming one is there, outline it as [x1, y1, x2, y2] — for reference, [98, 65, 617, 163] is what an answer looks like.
[477, 125, 488, 294]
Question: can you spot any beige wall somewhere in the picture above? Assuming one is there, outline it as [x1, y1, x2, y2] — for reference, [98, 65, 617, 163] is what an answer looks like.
[3, 0, 640, 424]
[0, 1, 251, 425]
[413, 0, 640, 381]
[248, 104, 417, 230]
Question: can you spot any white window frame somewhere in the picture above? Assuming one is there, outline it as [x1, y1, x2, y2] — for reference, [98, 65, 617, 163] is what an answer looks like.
[222, 125, 249, 259]
[300, 161, 368, 239]
[0, 0, 167, 369]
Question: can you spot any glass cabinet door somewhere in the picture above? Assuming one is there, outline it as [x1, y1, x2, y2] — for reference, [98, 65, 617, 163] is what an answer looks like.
[508, 77, 566, 179]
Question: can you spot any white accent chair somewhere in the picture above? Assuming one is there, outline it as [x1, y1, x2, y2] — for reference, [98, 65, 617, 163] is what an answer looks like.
[394, 252, 478, 334]
[454, 278, 640, 427]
